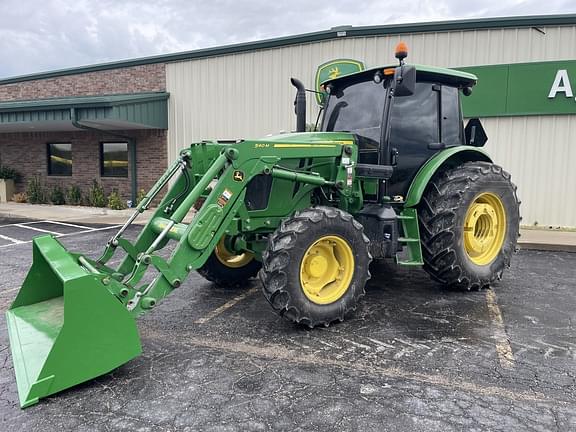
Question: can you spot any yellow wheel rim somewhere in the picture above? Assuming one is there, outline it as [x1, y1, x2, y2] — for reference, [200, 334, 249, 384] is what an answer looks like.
[299, 235, 354, 305]
[463, 192, 507, 266]
[214, 237, 254, 268]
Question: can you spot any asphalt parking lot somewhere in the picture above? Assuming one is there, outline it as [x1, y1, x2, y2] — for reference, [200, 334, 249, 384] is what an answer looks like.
[0, 216, 575, 431]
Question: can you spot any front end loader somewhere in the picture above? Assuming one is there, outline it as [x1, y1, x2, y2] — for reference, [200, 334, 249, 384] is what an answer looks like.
[6, 43, 519, 407]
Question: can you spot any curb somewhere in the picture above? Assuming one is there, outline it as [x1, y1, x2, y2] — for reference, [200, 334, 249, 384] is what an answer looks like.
[518, 242, 576, 253]
[0, 203, 153, 225]
[0, 204, 135, 216]
[2, 206, 575, 254]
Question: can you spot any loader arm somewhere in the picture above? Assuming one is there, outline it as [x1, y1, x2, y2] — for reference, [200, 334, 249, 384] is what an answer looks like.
[93, 141, 355, 316]
[6, 134, 357, 407]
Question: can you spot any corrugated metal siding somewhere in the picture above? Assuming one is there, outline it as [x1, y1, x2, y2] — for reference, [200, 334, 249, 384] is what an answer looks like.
[111, 100, 168, 129]
[167, 25, 576, 226]
[483, 115, 576, 227]
[0, 109, 71, 123]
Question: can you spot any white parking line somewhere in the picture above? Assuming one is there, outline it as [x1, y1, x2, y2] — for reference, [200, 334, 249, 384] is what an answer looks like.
[14, 224, 62, 236]
[9, 220, 46, 226]
[486, 289, 515, 369]
[76, 224, 122, 234]
[34, 220, 93, 230]
[1, 286, 20, 294]
[195, 287, 258, 324]
[0, 220, 50, 229]
[0, 224, 122, 249]
[0, 233, 23, 244]
[0, 220, 92, 230]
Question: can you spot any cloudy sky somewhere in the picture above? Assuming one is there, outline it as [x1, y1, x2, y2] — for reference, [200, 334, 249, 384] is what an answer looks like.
[1, 0, 575, 79]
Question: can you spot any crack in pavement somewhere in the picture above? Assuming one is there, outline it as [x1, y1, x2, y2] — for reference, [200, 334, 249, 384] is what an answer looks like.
[141, 329, 571, 406]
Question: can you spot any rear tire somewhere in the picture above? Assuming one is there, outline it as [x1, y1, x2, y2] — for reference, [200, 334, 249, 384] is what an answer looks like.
[260, 206, 371, 327]
[197, 237, 261, 288]
[418, 161, 520, 290]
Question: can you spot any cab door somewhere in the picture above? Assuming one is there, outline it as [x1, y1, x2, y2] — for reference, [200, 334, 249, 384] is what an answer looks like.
[386, 82, 462, 198]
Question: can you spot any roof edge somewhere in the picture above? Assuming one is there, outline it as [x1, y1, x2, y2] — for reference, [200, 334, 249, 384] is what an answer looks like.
[320, 64, 478, 86]
[1, 14, 576, 85]
[0, 92, 170, 112]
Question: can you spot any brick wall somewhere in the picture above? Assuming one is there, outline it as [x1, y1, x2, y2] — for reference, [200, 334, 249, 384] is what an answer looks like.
[0, 129, 167, 204]
[0, 64, 166, 101]
[0, 62, 169, 205]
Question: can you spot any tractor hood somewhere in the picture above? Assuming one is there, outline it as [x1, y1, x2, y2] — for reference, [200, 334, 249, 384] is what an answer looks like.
[199, 132, 356, 152]
[248, 131, 355, 147]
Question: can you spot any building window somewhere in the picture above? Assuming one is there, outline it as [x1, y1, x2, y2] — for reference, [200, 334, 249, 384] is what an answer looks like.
[47, 143, 72, 176]
[101, 142, 129, 178]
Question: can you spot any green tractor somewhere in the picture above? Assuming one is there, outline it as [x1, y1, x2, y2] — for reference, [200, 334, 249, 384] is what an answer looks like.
[6, 44, 519, 407]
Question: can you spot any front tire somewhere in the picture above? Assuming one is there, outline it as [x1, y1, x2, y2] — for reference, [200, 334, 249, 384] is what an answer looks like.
[418, 161, 520, 290]
[260, 207, 371, 327]
[197, 237, 261, 287]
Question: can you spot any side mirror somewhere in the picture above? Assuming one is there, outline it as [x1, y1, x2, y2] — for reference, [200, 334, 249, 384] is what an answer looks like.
[464, 118, 488, 147]
[393, 65, 416, 97]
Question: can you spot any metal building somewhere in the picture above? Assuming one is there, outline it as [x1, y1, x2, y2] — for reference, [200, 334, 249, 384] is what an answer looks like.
[166, 16, 576, 228]
[1, 15, 576, 226]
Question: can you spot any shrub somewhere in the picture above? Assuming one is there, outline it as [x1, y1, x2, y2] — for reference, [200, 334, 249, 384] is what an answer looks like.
[12, 192, 27, 203]
[0, 165, 19, 180]
[49, 184, 66, 205]
[107, 189, 127, 210]
[136, 188, 147, 206]
[87, 180, 107, 207]
[66, 185, 83, 205]
[26, 175, 48, 204]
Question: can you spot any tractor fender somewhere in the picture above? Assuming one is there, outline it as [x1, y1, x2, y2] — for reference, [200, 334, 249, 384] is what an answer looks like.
[404, 146, 492, 208]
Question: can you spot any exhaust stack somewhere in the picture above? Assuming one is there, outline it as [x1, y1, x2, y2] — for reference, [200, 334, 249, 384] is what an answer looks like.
[290, 78, 306, 132]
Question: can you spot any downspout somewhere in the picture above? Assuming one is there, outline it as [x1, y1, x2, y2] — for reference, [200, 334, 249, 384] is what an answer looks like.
[71, 107, 138, 205]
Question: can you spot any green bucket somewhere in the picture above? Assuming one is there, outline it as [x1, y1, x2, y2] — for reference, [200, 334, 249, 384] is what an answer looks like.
[6, 235, 141, 408]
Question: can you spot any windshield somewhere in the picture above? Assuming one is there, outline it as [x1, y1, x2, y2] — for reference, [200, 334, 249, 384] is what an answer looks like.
[321, 78, 387, 164]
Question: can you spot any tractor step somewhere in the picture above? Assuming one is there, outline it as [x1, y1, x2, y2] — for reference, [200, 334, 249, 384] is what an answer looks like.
[398, 237, 419, 243]
[395, 208, 424, 266]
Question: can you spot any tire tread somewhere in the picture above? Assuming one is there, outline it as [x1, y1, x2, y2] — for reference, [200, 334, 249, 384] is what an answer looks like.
[418, 161, 520, 291]
[260, 206, 371, 327]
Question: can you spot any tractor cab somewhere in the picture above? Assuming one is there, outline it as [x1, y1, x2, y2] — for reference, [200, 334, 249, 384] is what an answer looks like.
[320, 52, 481, 199]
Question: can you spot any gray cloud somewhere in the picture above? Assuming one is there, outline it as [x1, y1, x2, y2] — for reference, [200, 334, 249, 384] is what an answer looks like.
[0, 0, 575, 78]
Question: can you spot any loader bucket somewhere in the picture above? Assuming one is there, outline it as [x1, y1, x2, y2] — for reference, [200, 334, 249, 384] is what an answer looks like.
[6, 235, 141, 408]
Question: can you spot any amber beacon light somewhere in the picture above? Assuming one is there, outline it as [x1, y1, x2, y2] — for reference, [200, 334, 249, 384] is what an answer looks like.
[395, 41, 408, 63]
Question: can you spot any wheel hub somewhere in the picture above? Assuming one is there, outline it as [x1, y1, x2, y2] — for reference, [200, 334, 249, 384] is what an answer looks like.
[306, 255, 329, 278]
[300, 236, 354, 304]
[463, 193, 506, 265]
[214, 237, 254, 268]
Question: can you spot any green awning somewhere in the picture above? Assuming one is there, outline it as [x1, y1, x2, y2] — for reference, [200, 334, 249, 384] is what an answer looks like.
[0, 92, 169, 133]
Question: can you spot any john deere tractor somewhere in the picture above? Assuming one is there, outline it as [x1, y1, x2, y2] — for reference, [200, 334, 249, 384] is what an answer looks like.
[6, 44, 519, 407]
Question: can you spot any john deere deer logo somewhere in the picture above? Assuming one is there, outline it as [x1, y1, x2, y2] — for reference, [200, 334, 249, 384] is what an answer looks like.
[233, 170, 244, 182]
[315, 59, 365, 105]
[328, 66, 341, 79]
